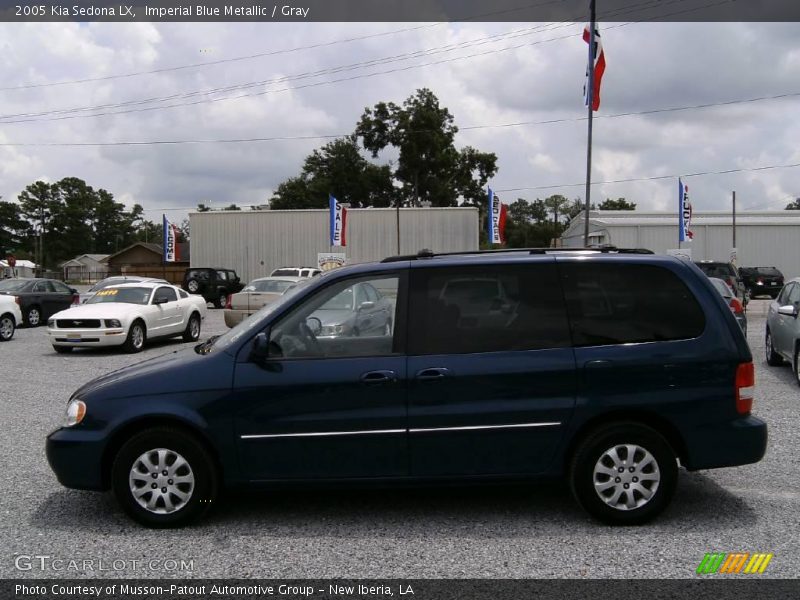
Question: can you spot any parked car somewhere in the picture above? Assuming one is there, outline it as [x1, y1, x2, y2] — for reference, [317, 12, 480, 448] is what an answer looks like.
[182, 268, 243, 308]
[0, 278, 78, 327]
[0, 294, 23, 341]
[765, 277, 800, 382]
[224, 276, 304, 328]
[271, 266, 321, 278]
[306, 280, 394, 338]
[709, 277, 747, 335]
[46, 248, 765, 528]
[79, 276, 169, 304]
[693, 261, 747, 306]
[48, 282, 207, 354]
[739, 266, 784, 299]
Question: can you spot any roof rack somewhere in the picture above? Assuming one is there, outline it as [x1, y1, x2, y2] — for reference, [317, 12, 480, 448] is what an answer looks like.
[380, 245, 654, 263]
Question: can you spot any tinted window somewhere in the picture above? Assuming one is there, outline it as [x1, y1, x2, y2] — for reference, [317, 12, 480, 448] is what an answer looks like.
[155, 286, 178, 302]
[272, 268, 300, 277]
[179, 290, 188, 299]
[51, 281, 72, 294]
[695, 263, 735, 279]
[33, 281, 55, 293]
[561, 263, 705, 346]
[408, 264, 571, 355]
[755, 267, 781, 277]
[216, 271, 228, 281]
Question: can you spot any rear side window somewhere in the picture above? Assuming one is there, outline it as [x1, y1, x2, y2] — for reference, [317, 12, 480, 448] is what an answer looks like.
[408, 264, 571, 355]
[561, 263, 705, 346]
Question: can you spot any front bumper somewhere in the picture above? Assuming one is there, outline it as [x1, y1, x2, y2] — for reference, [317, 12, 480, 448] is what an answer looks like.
[48, 327, 126, 347]
[682, 415, 767, 471]
[46, 427, 108, 490]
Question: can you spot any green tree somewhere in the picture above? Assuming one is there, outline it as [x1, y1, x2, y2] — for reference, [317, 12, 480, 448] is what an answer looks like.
[0, 199, 31, 256]
[196, 203, 212, 212]
[785, 198, 800, 210]
[223, 204, 242, 211]
[356, 88, 497, 207]
[599, 197, 636, 210]
[270, 137, 396, 209]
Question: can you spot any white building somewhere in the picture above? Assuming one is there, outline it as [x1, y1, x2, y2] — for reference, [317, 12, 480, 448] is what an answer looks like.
[0, 259, 37, 278]
[190, 207, 479, 282]
[562, 210, 800, 278]
[59, 253, 110, 282]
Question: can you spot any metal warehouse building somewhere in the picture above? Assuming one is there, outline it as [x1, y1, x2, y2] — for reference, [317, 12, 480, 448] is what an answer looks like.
[190, 207, 479, 282]
[562, 210, 800, 278]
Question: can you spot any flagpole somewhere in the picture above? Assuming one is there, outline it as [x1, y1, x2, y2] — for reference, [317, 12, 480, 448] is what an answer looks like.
[583, 0, 596, 247]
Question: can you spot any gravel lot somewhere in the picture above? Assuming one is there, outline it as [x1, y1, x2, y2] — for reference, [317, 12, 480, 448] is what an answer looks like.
[1, 299, 797, 579]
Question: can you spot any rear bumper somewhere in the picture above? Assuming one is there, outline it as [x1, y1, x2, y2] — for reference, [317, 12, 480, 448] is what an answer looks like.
[682, 415, 767, 471]
[223, 309, 254, 328]
[46, 427, 107, 490]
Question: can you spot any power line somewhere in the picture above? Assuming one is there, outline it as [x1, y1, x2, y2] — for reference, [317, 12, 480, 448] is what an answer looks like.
[0, 0, 566, 92]
[3, 89, 798, 147]
[494, 161, 800, 193]
[0, 0, 707, 125]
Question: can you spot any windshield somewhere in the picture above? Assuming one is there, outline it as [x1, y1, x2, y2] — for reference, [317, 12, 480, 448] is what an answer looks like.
[86, 287, 152, 305]
[89, 278, 138, 292]
[244, 280, 295, 293]
[319, 287, 354, 310]
[205, 278, 312, 354]
[0, 279, 28, 292]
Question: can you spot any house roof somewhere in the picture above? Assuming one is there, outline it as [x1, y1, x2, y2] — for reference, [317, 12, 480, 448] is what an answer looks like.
[59, 253, 110, 267]
[102, 242, 190, 263]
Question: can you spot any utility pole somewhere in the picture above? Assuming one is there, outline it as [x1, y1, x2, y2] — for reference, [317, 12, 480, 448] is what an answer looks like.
[583, 0, 597, 247]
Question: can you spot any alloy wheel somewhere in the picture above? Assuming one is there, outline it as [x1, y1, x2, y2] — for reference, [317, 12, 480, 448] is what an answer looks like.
[592, 444, 661, 511]
[0, 316, 13, 340]
[128, 448, 195, 515]
[28, 308, 41, 326]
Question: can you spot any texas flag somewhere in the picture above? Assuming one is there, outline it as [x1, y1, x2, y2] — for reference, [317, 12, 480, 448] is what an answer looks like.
[329, 194, 347, 247]
[488, 188, 507, 245]
[583, 24, 606, 111]
[162, 214, 180, 262]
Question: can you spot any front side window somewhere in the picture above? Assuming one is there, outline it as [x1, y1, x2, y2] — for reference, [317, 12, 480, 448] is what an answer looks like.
[268, 275, 401, 359]
[154, 286, 178, 303]
[33, 281, 55, 293]
[408, 264, 571, 355]
[561, 263, 705, 346]
[216, 271, 228, 281]
[52, 281, 72, 294]
[777, 283, 795, 305]
[787, 284, 800, 306]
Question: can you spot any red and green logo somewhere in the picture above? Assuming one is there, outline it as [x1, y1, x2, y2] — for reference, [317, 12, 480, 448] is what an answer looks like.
[697, 553, 773, 574]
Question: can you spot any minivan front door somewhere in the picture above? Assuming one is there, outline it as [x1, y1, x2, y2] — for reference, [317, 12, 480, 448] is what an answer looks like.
[232, 272, 408, 481]
[406, 262, 577, 477]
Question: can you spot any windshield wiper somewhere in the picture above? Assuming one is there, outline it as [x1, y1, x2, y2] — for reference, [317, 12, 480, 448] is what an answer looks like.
[195, 334, 220, 355]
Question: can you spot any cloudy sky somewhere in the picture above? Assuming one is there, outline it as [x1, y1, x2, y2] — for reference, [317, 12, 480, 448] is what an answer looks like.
[1, 18, 799, 225]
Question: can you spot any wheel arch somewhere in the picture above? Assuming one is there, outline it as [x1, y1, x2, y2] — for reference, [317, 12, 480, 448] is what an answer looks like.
[100, 415, 223, 490]
[563, 411, 688, 473]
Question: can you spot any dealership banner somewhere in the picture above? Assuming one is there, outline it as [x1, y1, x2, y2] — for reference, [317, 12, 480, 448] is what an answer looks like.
[678, 178, 693, 243]
[488, 188, 507, 245]
[162, 214, 180, 262]
[329, 195, 347, 247]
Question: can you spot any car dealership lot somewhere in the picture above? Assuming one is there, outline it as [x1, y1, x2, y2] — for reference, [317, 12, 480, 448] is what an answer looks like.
[2, 301, 798, 578]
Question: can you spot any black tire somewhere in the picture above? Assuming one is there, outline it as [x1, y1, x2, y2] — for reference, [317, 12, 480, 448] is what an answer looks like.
[26, 305, 42, 327]
[213, 291, 227, 309]
[766, 329, 783, 366]
[186, 279, 200, 294]
[182, 313, 201, 342]
[53, 345, 73, 354]
[111, 426, 219, 528]
[570, 422, 678, 525]
[793, 347, 800, 388]
[122, 320, 146, 353]
[0, 313, 15, 341]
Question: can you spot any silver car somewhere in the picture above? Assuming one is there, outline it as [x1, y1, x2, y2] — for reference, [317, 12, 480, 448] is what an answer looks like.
[765, 277, 800, 382]
[307, 281, 393, 338]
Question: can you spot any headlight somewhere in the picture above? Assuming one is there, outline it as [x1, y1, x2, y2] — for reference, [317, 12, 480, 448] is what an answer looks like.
[320, 324, 345, 335]
[65, 399, 86, 427]
[48, 319, 55, 328]
[104, 319, 122, 328]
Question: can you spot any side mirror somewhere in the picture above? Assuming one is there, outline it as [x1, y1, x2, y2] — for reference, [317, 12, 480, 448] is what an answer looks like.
[251, 332, 269, 360]
[777, 305, 798, 317]
[358, 301, 375, 312]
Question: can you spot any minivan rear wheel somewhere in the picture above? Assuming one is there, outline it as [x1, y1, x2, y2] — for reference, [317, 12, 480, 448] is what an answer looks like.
[793, 348, 800, 387]
[570, 422, 677, 525]
[765, 329, 783, 366]
[111, 427, 218, 528]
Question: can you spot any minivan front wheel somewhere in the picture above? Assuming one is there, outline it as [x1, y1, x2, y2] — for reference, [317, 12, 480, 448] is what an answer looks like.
[570, 423, 677, 525]
[111, 427, 218, 528]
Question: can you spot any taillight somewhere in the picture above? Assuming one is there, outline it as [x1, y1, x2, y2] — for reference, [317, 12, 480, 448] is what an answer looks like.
[729, 297, 744, 315]
[72, 294, 79, 305]
[757, 278, 764, 285]
[225, 294, 232, 309]
[735, 362, 754, 415]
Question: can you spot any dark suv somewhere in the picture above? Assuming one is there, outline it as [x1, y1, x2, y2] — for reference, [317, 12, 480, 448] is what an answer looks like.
[182, 268, 243, 308]
[47, 248, 766, 527]
[693, 261, 748, 306]
[739, 266, 784, 299]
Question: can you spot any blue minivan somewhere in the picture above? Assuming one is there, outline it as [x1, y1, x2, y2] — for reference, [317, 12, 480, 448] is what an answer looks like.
[46, 249, 767, 527]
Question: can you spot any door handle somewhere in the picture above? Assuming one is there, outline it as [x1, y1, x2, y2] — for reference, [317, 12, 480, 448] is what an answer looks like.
[415, 367, 450, 381]
[360, 370, 397, 384]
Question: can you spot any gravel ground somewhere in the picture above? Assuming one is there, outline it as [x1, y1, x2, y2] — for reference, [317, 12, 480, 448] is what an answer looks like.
[1, 299, 797, 579]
